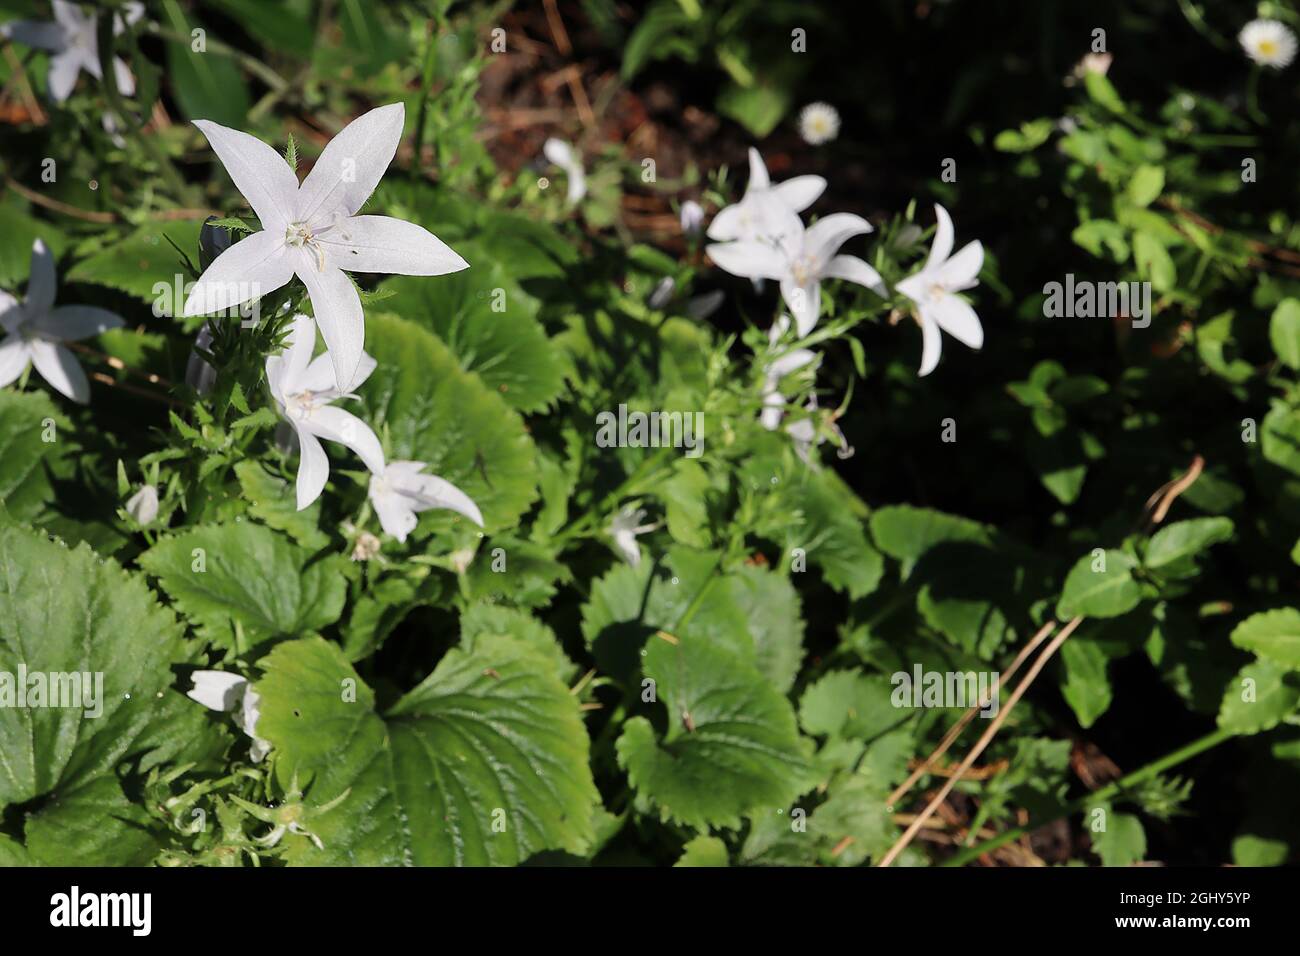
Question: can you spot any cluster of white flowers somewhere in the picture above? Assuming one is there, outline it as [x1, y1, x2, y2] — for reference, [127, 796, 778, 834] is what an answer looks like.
[182, 104, 484, 541]
[705, 146, 985, 451]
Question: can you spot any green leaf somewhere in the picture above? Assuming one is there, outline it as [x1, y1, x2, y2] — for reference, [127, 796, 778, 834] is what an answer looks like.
[674, 835, 729, 867]
[138, 523, 347, 650]
[1230, 609, 1300, 670]
[66, 220, 205, 303]
[1218, 660, 1300, 735]
[616, 634, 816, 830]
[0, 526, 187, 864]
[360, 312, 538, 533]
[870, 505, 993, 576]
[1084, 71, 1127, 114]
[1056, 549, 1142, 619]
[1143, 517, 1233, 573]
[162, 0, 250, 127]
[1262, 406, 1300, 477]
[1269, 299, 1300, 370]
[1133, 232, 1176, 292]
[716, 80, 790, 138]
[1059, 638, 1113, 728]
[1126, 165, 1165, 208]
[380, 250, 565, 413]
[660, 457, 711, 547]
[255, 635, 598, 865]
[234, 460, 329, 550]
[777, 468, 883, 598]
[460, 602, 577, 684]
[798, 670, 901, 739]
[1091, 807, 1146, 867]
[0, 391, 66, 521]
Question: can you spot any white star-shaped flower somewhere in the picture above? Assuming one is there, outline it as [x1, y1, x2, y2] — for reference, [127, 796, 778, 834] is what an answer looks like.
[1239, 19, 1297, 69]
[0, 239, 124, 404]
[707, 148, 826, 245]
[607, 504, 658, 568]
[0, 1, 142, 103]
[894, 204, 984, 377]
[183, 103, 468, 391]
[368, 460, 483, 543]
[543, 138, 587, 204]
[266, 314, 385, 510]
[709, 209, 883, 336]
[186, 670, 269, 762]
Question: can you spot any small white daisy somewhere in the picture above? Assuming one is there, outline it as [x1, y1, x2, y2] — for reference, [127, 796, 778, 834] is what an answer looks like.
[1239, 19, 1297, 69]
[798, 102, 840, 145]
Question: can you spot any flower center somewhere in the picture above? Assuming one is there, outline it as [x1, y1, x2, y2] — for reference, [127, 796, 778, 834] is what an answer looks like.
[285, 221, 327, 271]
[1259, 39, 1279, 56]
[790, 255, 815, 286]
[284, 390, 318, 422]
[928, 281, 947, 302]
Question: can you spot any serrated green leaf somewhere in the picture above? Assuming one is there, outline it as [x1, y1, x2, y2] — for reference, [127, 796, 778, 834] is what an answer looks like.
[360, 312, 537, 533]
[138, 523, 346, 650]
[616, 634, 816, 830]
[256, 635, 598, 865]
[66, 220, 205, 303]
[674, 835, 729, 866]
[234, 460, 329, 550]
[660, 457, 710, 547]
[0, 526, 188, 864]
[798, 670, 901, 739]
[1230, 609, 1300, 670]
[0, 391, 67, 521]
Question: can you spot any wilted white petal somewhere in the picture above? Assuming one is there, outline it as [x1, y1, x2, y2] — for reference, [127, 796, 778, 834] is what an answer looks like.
[28, 339, 89, 403]
[187, 671, 247, 712]
[193, 119, 301, 232]
[297, 103, 406, 224]
[321, 215, 469, 277]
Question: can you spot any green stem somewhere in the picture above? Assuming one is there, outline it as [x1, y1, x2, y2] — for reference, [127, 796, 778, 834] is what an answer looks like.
[1245, 66, 1267, 126]
[411, 21, 438, 174]
[145, 22, 289, 93]
[942, 726, 1235, 866]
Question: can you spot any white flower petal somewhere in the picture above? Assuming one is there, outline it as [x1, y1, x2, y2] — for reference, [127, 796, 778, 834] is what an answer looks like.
[183, 230, 294, 317]
[0, 291, 20, 332]
[297, 103, 405, 224]
[930, 293, 983, 350]
[804, 213, 871, 268]
[52, 0, 86, 32]
[823, 254, 885, 295]
[28, 339, 88, 403]
[611, 528, 641, 567]
[304, 405, 385, 475]
[746, 147, 770, 191]
[705, 203, 745, 241]
[894, 271, 927, 304]
[293, 426, 330, 510]
[266, 313, 318, 400]
[40, 305, 124, 341]
[935, 240, 983, 291]
[112, 56, 134, 97]
[370, 482, 417, 542]
[0, 337, 31, 387]
[321, 215, 468, 277]
[186, 670, 247, 712]
[401, 471, 483, 526]
[297, 263, 365, 392]
[26, 239, 57, 315]
[768, 347, 817, 380]
[125, 484, 159, 525]
[918, 313, 943, 377]
[542, 138, 575, 169]
[760, 390, 786, 431]
[193, 119, 301, 232]
[771, 175, 826, 212]
[926, 204, 955, 273]
[706, 240, 787, 281]
[299, 349, 376, 397]
[781, 277, 821, 337]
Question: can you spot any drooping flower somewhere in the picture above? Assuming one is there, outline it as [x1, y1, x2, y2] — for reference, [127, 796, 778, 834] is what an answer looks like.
[798, 102, 841, 145]
[0, 1, 142, 103]
[266, 314, 385, 510]
[0, 239, 124, 404]
[543, 138, 587, 204]
[708, 210, 883, 336]
[1066, 51, 1113, 85]
[894, 204, 984, 377]
[186, 670, 269, 762]
[368, 460, 483, 543]
[607, 505, 657, 568]
[183, 103, 468, 391]
[125, 484, 159, 525]
[706, 148, 825, 245]
[1239, 19, 1297, 69]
